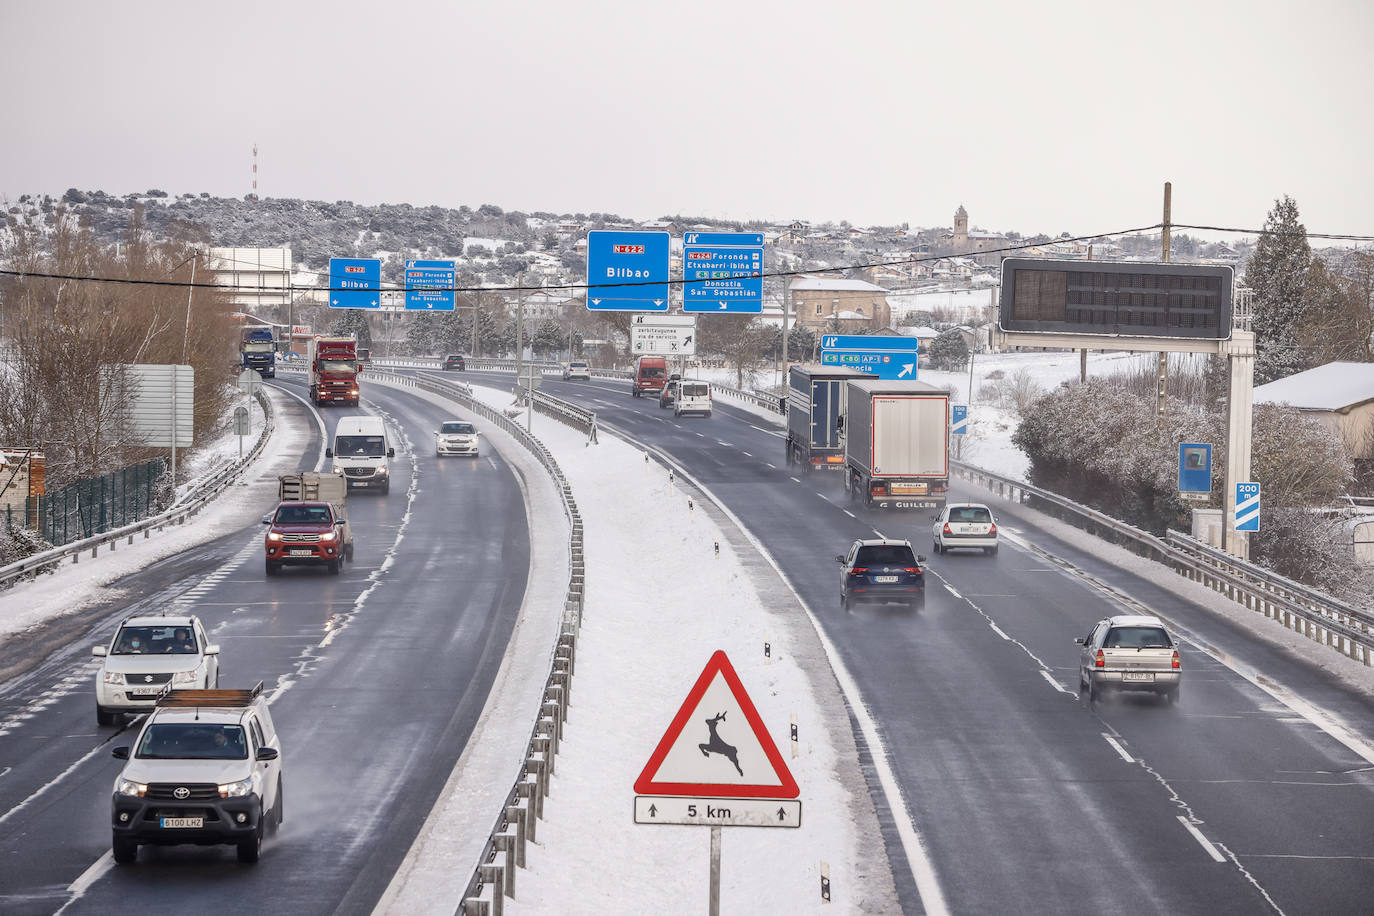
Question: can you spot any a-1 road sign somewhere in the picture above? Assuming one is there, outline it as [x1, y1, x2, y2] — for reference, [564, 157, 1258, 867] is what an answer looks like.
[404, 259, 456, 311]
[586, 231, 670, 312]
[683, 231, 764, 314]
[634, 796, 801, 828]
[328, 257, 381, 309]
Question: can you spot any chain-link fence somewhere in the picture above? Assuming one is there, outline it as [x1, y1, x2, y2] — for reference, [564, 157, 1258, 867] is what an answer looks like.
[1, 459, 169, 546]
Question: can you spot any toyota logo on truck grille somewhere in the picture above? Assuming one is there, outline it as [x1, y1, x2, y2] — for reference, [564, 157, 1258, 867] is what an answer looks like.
[173, 787, 190, 799]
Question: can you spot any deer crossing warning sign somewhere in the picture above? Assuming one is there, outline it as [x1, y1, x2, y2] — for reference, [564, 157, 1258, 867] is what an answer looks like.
[634, 650, 801, 828]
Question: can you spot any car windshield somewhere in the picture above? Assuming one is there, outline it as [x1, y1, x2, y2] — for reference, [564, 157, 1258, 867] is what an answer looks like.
[136, 723, 248, 760]
[1103, 626, 1172, 649]
[681, 383, 709, 397]
[441, 422, 475, 435]
[319, 359, 356, 373]
[243, 342, 274, 353]
[855, 545, 916, 566]
[112, 625, 198, 655]
[275, 505, 333, 525]
[335, 435, 385, 457]
[640, 367, 665, 379]
[571, 362, 587, 368]
[949, 507, 992, 523]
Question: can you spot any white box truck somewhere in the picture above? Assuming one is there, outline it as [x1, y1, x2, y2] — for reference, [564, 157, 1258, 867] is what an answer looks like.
[842, 379, 950, 510]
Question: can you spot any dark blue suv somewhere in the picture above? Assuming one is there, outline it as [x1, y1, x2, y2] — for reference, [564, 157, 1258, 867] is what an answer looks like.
[838, 538, 925, 611]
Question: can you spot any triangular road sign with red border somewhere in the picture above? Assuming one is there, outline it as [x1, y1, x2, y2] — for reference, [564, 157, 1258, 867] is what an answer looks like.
[634, 650, 799, 799]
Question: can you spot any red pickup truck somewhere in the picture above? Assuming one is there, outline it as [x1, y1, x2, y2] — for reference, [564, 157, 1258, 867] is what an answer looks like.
[262, 501, 347, 575]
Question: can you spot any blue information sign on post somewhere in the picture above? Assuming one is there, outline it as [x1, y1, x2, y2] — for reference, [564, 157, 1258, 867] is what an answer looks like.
[951, 405, 968, 435]
[586, 231, 670, 312]
[682, 231, 764, 313]
[1234, 482, 1261, 532]
[404, 260, 456, 311]
[1178, 443, 1212, 495]
[819, 334, 921, 380]
[328, 258, 381, 309]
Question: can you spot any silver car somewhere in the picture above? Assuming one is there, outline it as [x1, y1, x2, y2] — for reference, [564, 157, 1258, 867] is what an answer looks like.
[1075, 615, 1181, 704]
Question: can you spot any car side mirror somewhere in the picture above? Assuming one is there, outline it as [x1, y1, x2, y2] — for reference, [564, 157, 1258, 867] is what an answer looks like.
[93, 645, 108, 657]
[387, 448, 395, 458]
[325, 448, 334, 458]
[256, 747, 279, 761]
[205, 644, 220, 656]
[112, 746, 129, 760]
[1073, 637, 1085, 645]
[835, 555, 845, 564]
[261, 515, 272, 525]
[335, 518, 345, 526]
[917, 555, 928, 564]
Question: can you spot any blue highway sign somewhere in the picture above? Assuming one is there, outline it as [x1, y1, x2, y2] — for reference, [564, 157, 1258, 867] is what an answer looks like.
[683, 231, 764, 313]
[329, 258, 381, 309]
[1178, 443, 1212, 495]
[951, 405, 968, 435]
[586, 231, 670, 312]
[1234, 481, 1260, 532]
[819, 334, 920, 380]
[404, 260, 456, 311]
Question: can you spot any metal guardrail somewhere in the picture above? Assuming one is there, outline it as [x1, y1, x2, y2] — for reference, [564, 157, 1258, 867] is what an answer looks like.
[361, 369, 585, 914]
[710, 382, 783, 412]
[0, 388, 276, 591]
[529, 391, 598, 444]
[950, 459, 1374, 666]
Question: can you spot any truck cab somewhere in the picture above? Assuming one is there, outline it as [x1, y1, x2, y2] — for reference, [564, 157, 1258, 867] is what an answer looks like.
[308, 336, 360, 406]
[328, 415, 394, 493]
[632, 355, 669, 398]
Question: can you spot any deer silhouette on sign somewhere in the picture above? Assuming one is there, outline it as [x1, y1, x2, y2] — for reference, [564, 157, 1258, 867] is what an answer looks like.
[698, 711, 743, 777]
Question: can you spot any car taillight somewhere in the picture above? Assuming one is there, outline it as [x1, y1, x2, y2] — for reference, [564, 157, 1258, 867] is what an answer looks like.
[988, 523, 997, 535]
[849, 567, 867, 576]
[1095, 649, 1105, 668]
[1172, 650, 1180, 669]
[902, 567, 919, 573]
[942, 523, 952, 535]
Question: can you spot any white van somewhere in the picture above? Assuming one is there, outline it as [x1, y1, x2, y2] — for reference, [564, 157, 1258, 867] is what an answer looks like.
[328, 415, 395, 493]
[674, 380, 712, 418]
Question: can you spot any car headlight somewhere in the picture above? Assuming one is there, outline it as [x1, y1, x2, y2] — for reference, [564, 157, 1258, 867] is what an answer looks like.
[332, 465, 344, 474]
[318, 530, 336, 542]
[218, 777, 254, 798]
[377, 464, 388, 476]
[267, 532, 282, 542]
[173, 669, 198, 685]
[103, 671, 126, 685]
[117, 778, 147, 797]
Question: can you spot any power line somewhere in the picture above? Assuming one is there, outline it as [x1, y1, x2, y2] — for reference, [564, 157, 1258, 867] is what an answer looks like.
[1169, 223, 1374, 243]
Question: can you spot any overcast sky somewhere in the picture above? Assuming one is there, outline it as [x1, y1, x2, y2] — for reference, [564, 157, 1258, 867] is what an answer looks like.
[3, 0, 1371, 238]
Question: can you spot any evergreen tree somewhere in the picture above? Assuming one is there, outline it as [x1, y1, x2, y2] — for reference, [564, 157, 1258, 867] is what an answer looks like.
[405, 314, 436, 356]
[1246, 196, 1312, 383]
[928, 329, 969, 371]
[329, 309, 373, 349]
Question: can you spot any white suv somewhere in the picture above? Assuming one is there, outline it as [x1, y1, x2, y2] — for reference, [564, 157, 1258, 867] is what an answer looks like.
[562, 360, 591, 381]
[110, 683, 283, 863]
[93, 615, 220, 726]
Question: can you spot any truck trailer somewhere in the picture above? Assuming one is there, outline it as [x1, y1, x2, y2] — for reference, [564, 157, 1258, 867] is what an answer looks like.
[784, 365, 866, 473]
[843, 379, 950, 510]
[240, 325, 276, 379]
[307, 336, 359, 407]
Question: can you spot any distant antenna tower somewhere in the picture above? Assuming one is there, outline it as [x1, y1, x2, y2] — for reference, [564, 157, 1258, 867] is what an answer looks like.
[249, 144, 259, 201]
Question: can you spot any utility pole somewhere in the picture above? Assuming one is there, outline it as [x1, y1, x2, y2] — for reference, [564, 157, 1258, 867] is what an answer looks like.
[515, 275, 525, 378]
[181, 251, 197, 363]
[1156, 182, 1172, 422]
[1081, 245, 1092, 383]
[780, 275, 790, 384]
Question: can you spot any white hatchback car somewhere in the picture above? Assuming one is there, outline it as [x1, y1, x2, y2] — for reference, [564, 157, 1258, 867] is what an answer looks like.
[932, 502, 999, 555]
[562, 360, 591, 381]
[434, 420, 480, 457]
[93, 615, 220, 725]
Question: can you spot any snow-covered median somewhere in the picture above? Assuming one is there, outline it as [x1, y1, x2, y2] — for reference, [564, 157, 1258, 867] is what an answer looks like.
[402, 385, 901, 914]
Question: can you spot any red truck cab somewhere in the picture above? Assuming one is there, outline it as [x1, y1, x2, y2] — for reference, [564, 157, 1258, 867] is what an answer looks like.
[262, 501, 345, 575]
[631, 355, 669, 398]
[309, 336, 360, 407]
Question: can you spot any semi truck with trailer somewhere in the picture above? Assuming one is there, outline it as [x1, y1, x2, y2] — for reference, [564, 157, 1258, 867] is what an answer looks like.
[784, 365, 866, 473]
[842, 379, 950, 510]
[240, 325, 276, 378]
[307, 336, 359, 407]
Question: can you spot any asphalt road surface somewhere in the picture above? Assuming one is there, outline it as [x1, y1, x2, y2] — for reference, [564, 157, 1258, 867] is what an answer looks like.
[0, 378, 530, 915]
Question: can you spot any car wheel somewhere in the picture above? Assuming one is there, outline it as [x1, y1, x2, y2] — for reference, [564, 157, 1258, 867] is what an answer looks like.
[908, 597, 923, 612]
[269, 778, 284, 833]
[1086, 678, 1098, 704]
[265, 560, 279, 576]
[989, 544, 999, 556]
[96, 706, 117, 727]
[933, 540, 942, 554]
[840, 592, 848, 611]
[236, 818, 263, 863]
[381, 481, 391, 495]
[346, 543, 355, 561]
[1165, 686, 1181, 706]
[112, 835, 138, 864]
[328, 560, 340, 575]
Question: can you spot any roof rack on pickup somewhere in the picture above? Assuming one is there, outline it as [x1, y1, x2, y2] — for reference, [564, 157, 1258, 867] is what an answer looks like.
[156, 681, 265, 708]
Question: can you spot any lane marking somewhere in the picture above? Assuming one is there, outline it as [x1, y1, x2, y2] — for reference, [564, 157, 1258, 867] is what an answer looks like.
[765, 463, 777, 469]
[872, 530, 886, 539]
[741, 451, 752, 457]
[944, 584, 962, 600]
[790, 476, 801, 484]
[56, 853, 113, 914]
[1040, 670, 1073, 695]
[1177, 815, 1227, 862]
[843, 509, 857, 519]
[1103, 733, 1134, 763]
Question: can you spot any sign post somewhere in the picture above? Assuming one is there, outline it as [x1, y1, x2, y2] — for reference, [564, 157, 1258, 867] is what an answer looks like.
[682, 232, 764, 313]
[635, 651, 800, 915]
[819, 334, 921, 380]
[234, 405, 250, 458]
